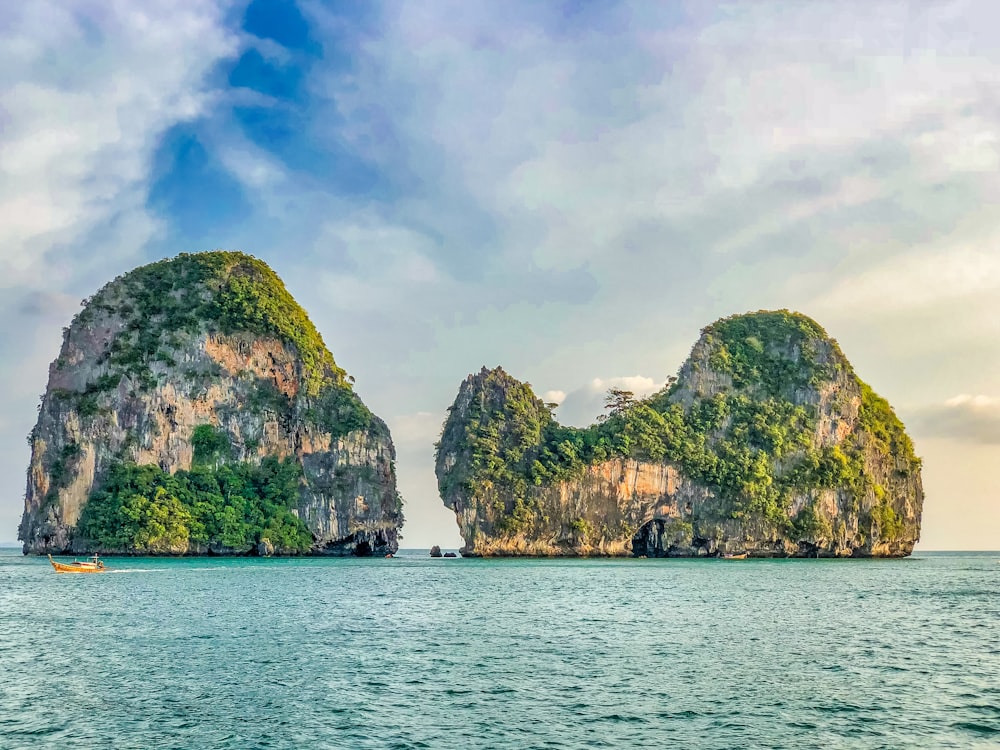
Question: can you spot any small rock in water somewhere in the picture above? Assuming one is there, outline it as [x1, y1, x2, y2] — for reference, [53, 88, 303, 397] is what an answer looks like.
[443, 552, 457, 558]
[429, 545, 442, 557]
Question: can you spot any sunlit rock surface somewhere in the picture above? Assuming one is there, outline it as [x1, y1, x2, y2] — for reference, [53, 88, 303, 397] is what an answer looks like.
[436, 311, 922, 558]
[19, 252, 402, 556]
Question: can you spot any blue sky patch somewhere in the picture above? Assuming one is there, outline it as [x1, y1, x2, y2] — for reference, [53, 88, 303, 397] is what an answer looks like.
[228, 49, 306, 101]
[147, 126, 252, 242]
[242, 0, 317, 55]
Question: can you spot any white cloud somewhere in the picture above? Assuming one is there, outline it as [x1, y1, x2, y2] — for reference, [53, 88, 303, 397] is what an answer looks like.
[301, 0, 1000, 358]
[945, 394, 1000, 408]
[0, 1, 238, 288]
[910, 394, 1000, 444]
[813, 246, 1000, 317]
[215, 136, 289, 190]
[308, 216, 444, 311]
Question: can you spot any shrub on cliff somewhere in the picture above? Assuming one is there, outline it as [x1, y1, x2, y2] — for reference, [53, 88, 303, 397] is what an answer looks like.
[78, 457, 313, 554]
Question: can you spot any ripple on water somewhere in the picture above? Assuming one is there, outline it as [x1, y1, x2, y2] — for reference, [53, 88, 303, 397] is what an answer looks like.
[953, 721, 1000, 738]
[0, 551, 997, 749]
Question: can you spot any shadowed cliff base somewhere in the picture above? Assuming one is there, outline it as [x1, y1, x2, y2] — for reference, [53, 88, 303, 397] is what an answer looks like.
[436, 310, 922, 558]
[19, 251, 402, 556]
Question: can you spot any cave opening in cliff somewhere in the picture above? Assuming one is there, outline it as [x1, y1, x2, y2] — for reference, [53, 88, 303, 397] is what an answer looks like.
[353, 539, 372, 556]
[631, 519, 671, 558]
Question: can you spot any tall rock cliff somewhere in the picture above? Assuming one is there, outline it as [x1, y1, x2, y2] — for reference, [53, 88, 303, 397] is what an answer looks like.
[19, 251, 402, 556]
[436, 311, 922, 558]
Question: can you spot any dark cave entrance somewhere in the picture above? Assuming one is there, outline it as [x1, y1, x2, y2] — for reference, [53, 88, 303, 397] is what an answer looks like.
[353, 539, 372, 556]
[631, 519, 672, 558]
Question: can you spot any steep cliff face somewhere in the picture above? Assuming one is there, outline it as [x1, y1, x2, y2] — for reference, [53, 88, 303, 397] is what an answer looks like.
[436, 311, 922, 558]
[19, 252, 402, 556]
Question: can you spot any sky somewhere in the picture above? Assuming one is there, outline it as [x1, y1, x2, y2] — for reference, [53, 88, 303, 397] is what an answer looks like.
[1, 0, 998, 550]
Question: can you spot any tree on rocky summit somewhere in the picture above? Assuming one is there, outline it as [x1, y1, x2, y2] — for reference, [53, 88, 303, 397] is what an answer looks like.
[600, 388, 635, 420]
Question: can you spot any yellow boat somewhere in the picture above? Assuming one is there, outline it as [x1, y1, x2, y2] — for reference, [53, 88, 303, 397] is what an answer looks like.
[48, 554, 107, 573]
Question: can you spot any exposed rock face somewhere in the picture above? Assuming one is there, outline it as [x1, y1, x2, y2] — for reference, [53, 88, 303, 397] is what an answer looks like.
[436, 311, 923, 558]
[19, 252, 402, 556]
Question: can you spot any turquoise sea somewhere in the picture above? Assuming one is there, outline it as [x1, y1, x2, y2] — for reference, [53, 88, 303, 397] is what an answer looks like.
[0, 548, 997, 749]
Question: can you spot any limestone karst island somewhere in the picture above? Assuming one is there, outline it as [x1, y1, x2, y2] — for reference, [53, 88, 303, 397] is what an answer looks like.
[18, 251, 923, 561]
[19, 252, 402, 556]
[436, 311, 923, 558]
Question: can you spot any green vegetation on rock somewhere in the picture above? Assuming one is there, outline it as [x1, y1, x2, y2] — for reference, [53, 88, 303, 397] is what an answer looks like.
[303, 385, 375, 440]
[191, 424, 231, 467]
[437, 310, 922, 551]
[50, 251, 375, 440]
[73, 251, 354, 400]
[699, 309, 839, 394]
[44, 442, 83, 507]
[78, 457, 313, 554]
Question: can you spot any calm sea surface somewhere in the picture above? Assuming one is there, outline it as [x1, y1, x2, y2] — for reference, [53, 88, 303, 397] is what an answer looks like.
[0, 548, 997, 749]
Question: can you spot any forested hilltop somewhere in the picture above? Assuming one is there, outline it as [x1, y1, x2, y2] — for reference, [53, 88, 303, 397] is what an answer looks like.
[20, 251, 402, 556]
[436, 311, 923, 558]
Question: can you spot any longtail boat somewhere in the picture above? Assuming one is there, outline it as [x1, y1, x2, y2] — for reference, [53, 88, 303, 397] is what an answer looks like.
[48, 554, 107, 573]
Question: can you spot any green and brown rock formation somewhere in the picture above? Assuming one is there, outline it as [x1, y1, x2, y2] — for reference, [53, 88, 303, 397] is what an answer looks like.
[436, 310, 922, 558]
[19, 251, 402, 556]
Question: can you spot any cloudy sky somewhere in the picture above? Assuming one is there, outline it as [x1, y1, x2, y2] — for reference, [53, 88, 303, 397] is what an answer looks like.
[2, 0, 998, 550]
